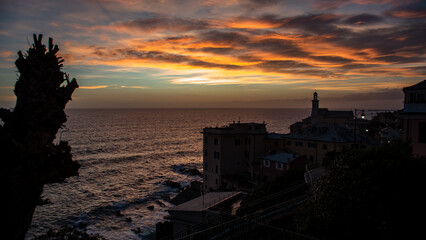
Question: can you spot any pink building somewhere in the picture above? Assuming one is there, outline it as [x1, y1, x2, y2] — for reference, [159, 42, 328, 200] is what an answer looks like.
[257, 152, 306, 182]
[402, 80, 426, 157]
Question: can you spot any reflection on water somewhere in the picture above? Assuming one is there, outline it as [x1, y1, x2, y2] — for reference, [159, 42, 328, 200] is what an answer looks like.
[27, 108, 310, 240]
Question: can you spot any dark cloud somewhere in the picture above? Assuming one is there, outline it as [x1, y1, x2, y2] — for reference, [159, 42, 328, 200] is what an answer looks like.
[385, 4, 426, 19]
[256, 60, 314, 69]
[237, 54, 263, 62]
[280, 14, 348, 35]
[330, 24, 426, 56]
[374, 55, 424, 63]
[245, 38, 309, 58]
[248, 0, 281, 5]
[312, 0, 349, 10]
[200, 30, 250, 45]
[117, 49, 242, 70]
[255, 60, 335, 77]
[404, 66, 426, 75]
[118, 17, 209, 32]
[311, 55, 353, 64]
[197, 47, 235, 54]
[338, 63, 371, 70]
[343, 14, 383, 25]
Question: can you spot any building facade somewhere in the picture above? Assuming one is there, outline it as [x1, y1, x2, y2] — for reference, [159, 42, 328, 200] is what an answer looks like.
[282, 122, 361, 167]
[202, 122, 267, 191]
[402, 80, 426, 157]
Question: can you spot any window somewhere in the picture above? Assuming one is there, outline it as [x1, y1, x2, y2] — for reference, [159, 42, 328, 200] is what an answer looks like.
[419, 122, 426, 143]
[245, 151, 250, 158]
[214, 138, 219, 145]
[214, 151, 220, 159]
[235, 138, 240, 145]
[245, 137, 251, 145]
[215, 165, 218, 174]
[323, 144, 328, 150]
[287, 141, 291, 146]
[204, 174, 208, 180]
[295, 141, 303, 147]
[308, 143, 316, 148]
[275, 162, 283, 170]
[417, 93, 425, 103]
[216, 178, 218, 185]
[263, 159, 270, 167]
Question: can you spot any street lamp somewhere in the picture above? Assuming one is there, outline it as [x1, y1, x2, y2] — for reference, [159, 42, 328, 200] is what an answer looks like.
[354, 109, 365, 147]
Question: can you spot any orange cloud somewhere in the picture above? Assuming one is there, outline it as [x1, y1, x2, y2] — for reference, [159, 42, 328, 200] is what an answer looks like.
[79, 85, 109, 89]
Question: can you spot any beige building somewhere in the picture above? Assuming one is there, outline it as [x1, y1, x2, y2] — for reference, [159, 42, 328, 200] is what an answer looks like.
[268, 122, 372, 167]
[202, 122, 267, 191]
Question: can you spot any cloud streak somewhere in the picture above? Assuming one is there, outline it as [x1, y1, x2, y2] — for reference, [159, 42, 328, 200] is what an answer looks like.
[1, 0, 424, 108]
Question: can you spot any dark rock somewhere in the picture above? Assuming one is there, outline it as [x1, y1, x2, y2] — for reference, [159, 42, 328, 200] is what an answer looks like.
[37, 197, 51, 206]
[164, 180, 182, 190]
[77, 222, 87, 230]
[156, 200, 166, 207]
[125, 217, 132, 222]
[147, 205, 154, 210]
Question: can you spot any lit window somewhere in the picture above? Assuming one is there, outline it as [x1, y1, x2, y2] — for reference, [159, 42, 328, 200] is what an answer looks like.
[275, 162, 283, 170]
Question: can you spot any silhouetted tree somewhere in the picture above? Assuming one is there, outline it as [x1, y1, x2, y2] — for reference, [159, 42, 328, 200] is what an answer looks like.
[0, 34, 80, 240]
[296, 141, 426, 239]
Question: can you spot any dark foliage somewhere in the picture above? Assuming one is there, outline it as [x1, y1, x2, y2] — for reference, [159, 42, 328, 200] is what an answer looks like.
[0, 34, 79, 240]
[296, 141, 426, 239]
[236, 169, 307, 217]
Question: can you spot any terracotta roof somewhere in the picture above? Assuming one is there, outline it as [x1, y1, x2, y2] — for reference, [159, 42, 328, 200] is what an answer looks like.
[263, 152, 295, 163]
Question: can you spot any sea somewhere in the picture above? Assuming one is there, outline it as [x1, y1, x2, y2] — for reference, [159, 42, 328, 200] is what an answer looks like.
[26, 108, 310, 240]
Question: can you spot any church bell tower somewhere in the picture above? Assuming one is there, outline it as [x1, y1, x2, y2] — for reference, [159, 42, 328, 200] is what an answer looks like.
[312, 92, 319, 123]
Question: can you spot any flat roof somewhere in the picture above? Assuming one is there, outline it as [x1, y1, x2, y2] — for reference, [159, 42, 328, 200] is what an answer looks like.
[168, 192, 241, 212]
[263, 152, 295, 163]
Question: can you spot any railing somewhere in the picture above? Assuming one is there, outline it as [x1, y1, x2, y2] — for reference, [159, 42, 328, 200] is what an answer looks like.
[163, 183, 315, 240]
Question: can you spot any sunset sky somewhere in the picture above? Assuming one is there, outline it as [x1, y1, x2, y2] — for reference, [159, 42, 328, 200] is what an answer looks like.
[0, 0, 425, 109]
